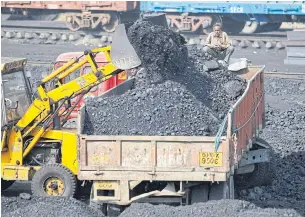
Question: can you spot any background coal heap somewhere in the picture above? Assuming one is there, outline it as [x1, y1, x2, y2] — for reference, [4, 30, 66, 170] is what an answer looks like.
[120, 199, 302, 217]
[84, 21, 246, 136]
[238, 77, 305, 215]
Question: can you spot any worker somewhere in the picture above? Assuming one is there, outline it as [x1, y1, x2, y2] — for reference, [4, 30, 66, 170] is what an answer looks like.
[203, 23, 234, 65]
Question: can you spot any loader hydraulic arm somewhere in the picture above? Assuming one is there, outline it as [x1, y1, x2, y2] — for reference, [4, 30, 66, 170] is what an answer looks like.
[16, 46, 118, 131]
[16, 46, 124, 158]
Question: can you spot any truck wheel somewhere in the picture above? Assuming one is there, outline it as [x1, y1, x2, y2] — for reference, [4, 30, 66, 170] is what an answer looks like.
[31, 164, 77, 197]
[236, 138, 273, 189]
[209, 176, 235, 200]
[235, 162, 272, 189]
[107, 204, 125, 217]
[190, 183, 209, 204]
[1, 179, 14, 191]
[90, 200, 107, 216]
[90, 201, 123, 217]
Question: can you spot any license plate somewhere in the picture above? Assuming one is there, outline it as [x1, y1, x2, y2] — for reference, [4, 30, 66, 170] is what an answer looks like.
[95, 181, 114, 190]
[118, 71, 127, 80]
[199, 152, 223, 167]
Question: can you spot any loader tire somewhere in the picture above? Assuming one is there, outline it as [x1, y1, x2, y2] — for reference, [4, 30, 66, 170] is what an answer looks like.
[1, 179, 14, 191]
[31, 164, 77, 197]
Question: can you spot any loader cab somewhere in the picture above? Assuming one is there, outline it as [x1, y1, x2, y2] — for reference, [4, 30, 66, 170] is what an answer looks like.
[1, 58, 32, 126]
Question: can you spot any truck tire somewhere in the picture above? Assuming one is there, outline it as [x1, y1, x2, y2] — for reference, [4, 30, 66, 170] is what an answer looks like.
[190, 183, 209, 204]
[90, 200, 107, 216]
[90, 201, 123, 217]
[236, 138, 273, 189]
[235, 162, 272, 189]
[1, 179, 14, 191]
[31, 164, 77, 197]
[107, 204, 125, 217]
[209, 176, 235, 200]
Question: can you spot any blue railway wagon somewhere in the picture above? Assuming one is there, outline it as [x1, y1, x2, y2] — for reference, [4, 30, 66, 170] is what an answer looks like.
[140, 1, 305, 34]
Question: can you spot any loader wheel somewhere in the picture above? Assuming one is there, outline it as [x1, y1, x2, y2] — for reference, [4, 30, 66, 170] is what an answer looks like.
[1, 179, 14, 191]
[190, 183, 209, 204]
[31, 164, 77, 197]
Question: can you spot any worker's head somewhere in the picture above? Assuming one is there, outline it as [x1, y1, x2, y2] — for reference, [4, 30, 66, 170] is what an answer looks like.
[213, 23, 222, 36]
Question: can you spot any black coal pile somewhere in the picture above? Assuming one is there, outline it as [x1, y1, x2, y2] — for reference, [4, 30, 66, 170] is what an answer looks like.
[238, 77, 305, 215]
[185, 45, 246, 115]
[265, 77, 305, 96]
[84, 21, 246, 136]
[1, 196, 103, 217]
[85, 80, 218, 136]
[120, 199, 302, 217]
[127, 20, 188, 81]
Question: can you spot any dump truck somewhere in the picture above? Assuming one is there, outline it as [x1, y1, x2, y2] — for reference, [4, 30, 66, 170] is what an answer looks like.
[76, 64, 270, 214]
[1, 59, 270, 210]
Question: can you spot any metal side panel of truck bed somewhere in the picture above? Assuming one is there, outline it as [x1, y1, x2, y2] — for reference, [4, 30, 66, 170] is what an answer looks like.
[77, 65, 266, 205]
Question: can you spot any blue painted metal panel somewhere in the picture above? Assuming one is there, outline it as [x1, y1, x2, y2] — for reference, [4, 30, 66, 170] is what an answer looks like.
[140, 1, 305, 16]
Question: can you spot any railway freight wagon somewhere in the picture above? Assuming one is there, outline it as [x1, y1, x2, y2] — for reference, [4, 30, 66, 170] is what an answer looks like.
[76, 65, 271, 214]
[2, 1, 305, 34]
[141, 1, 305, 34]
[1, 1, 140, 32]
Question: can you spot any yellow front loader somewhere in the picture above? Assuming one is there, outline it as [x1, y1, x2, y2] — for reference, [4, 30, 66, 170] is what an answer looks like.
[1, 24, 142, 196]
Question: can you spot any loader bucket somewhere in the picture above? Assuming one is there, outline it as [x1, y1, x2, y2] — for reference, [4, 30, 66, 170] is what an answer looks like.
[110, 14, 168, 70]
[110, 24, 142, 70]
[142, 14, 169, 28]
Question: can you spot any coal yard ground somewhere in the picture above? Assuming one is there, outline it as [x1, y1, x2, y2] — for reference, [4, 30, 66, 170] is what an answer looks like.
[1, 20, 305, 217]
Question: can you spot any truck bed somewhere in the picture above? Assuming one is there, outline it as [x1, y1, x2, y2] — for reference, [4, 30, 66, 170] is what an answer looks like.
[77, 65, 265, 183]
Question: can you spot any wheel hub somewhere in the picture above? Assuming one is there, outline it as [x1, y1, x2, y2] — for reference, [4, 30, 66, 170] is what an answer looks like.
[44, 177, 65, 196]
